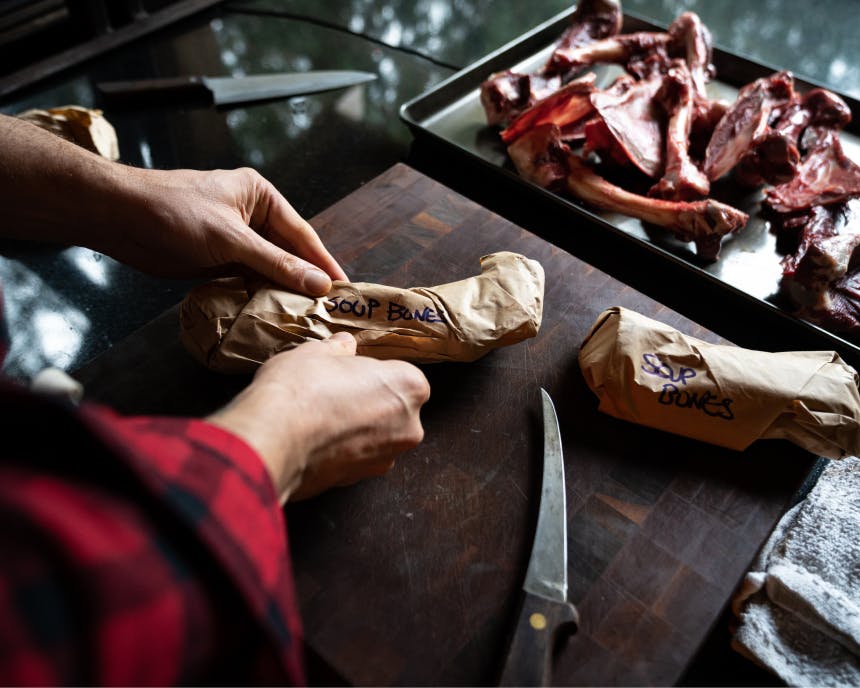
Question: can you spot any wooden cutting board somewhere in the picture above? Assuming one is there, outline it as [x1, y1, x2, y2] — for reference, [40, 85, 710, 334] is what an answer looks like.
[75, 164, 815, 686]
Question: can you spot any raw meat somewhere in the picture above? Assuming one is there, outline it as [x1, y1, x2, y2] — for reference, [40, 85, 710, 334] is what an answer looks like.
[549, 31, 672, 75]
[802, 270, 860, 338]
[506, 123, 570, 189]
[500, 74, 596, 144]
[735, 88, 852, 187]
[666, 12, 714, 99]
[704, 71, 795, 181]
[480, 73, 562, 128]
[587, 68, 665, 176]
[781, 205, 860, 300]
[765, 127, 860, 213]
[781, 206, 860, 337]
[564, 152, 746, 260]
[480, 0, 622, 126]
[550, 0, 624, 65]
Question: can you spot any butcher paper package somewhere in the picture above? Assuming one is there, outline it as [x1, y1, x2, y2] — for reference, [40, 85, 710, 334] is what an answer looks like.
[181, 251, 544, 372]
[17, 105, 119, 160]
[578, 306, 860, 459]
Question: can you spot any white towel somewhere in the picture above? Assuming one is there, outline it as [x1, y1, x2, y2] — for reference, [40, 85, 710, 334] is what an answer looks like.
[732, 456, 860, 686]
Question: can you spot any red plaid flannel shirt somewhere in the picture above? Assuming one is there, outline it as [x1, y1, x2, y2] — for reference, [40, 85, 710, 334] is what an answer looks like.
[0, 301, 305, 684]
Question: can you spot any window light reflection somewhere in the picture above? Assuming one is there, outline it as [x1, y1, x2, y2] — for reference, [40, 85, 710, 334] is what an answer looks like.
[32, 310, 85, 369]
[65, 247, 110, 288]
[0, 258, 90, 380]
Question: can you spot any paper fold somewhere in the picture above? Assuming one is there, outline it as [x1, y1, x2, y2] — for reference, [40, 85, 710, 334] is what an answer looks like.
[180, 251, 544, 372]
[578, 306, 860, 459]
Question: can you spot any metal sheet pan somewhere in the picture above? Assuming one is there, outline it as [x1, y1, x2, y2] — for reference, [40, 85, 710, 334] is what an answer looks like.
[400, 9, 860, 364]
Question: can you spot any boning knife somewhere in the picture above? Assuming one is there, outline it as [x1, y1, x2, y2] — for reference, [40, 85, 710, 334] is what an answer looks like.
[499, 388, 579, 687]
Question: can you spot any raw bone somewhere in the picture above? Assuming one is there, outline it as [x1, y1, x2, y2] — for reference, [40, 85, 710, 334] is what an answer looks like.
[550, 10, 713, 92]
[588, 69, 665, 177]
[735, 88, 851, 188]
[564, 152, 747, 260]
[548, 0, 623, 67]
[765, 127, 860, 213]
[666, 12, 714, 99]
[781, 205, 860, 300]
[479, 0, 621, 126]
[577, 13, 715, 180]
[506, 123, 570, 189]
[506, 124, 746, 260]
[550, 31, 672, 75]
[648, 60, 710, 200]
[704, 71, 795, 181]
[500, 74, 596, 144]
[781, 207, 860, 337]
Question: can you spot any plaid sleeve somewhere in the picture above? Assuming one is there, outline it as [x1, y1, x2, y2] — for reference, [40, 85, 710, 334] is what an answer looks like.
[0, 383, 305, 685]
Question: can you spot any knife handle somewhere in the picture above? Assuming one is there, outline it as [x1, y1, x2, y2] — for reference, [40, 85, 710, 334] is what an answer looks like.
[499, 591, 579, 687]
[97, 77, 212, 107]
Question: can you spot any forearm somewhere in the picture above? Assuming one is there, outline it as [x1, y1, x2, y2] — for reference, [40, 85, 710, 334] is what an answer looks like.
[0, 113, 140, 248]
[0, 113, 347, 289]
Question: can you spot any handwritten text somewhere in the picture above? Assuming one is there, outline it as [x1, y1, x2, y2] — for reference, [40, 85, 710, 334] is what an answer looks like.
[325, 296, 446, 324]
[641, 353, 734, 420]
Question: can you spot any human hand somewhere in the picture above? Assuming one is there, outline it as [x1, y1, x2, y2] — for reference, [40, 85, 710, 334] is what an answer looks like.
[1, 116, 344, 294]
[206, 332, 430, 502]
[108, 166, 348, 295]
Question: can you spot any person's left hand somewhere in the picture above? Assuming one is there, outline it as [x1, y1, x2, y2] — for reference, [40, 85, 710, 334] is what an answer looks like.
[207, 332, 430, 502]
[105, 166, 347, 295]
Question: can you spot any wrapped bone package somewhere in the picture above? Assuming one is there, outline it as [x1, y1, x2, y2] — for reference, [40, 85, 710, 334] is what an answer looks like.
[181, 251, 544, 372]
[16, 106, 119, 160]
[579, 306, 860, 459]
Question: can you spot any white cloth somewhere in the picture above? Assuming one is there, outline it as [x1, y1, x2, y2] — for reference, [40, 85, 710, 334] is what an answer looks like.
[732, 456, 860, 686]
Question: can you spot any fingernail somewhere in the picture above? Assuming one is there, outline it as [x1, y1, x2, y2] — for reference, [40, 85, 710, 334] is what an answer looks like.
[303, 268, 331, 295]
[329, 331, 354, 343]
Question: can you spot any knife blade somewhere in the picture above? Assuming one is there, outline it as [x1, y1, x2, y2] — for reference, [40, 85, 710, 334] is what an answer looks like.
[499, 388, 579, 687]
[97, 70, 377, 107]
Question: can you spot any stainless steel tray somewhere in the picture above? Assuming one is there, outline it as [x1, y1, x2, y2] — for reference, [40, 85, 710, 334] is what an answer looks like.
[400, 9, 860, 363]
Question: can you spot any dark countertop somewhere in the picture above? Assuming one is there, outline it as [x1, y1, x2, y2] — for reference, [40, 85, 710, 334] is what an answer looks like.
[0, 1, 856, 683]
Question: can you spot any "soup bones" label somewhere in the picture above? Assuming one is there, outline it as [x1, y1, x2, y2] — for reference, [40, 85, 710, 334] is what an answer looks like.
[640, 353, 734, 420]
[325, 295, 446, 324]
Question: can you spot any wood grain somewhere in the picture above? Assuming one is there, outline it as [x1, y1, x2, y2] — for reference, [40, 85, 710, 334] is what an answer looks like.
[74, 164, 815, 686]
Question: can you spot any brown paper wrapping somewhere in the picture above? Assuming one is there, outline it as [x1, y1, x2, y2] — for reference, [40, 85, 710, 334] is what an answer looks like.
[180, 251, 544, 372]
[579, 306, 860, 459]
[16, 106, 119, 160]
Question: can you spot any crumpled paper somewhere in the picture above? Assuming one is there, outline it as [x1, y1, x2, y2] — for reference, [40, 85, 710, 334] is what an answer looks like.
[16, 105, 119, 160]
[578, 306, 860, 459]
[180, 251, 544, 372]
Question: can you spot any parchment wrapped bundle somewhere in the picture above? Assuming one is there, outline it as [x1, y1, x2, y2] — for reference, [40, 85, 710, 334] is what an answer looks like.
[579, 306, 860, 459]
[16, 106, 119, 160]
[181, 251, 544, 372]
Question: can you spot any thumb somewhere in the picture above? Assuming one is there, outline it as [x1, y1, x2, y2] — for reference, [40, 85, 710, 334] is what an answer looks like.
[320, 331, 357, 355]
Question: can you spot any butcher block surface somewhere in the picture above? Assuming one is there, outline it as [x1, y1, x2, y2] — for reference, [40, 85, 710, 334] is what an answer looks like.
[75, 164, 815, 686]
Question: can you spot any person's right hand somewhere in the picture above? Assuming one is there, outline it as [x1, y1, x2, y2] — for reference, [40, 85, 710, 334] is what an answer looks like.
[207, 332, 430, 502]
